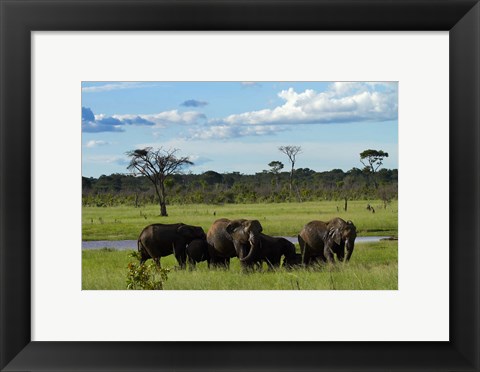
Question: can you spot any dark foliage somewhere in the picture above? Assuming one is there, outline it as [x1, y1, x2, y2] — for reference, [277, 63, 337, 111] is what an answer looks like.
[82, 167, 397, 207]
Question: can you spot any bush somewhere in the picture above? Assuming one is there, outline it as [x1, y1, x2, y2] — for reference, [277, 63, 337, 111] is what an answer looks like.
[126, 252, 169, 290]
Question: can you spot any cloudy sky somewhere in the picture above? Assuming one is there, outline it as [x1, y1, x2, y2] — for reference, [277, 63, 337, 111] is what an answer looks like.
[82, 81, 398, 177]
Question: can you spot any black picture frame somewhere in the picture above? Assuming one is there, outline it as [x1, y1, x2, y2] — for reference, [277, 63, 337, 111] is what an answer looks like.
[1, 1, 479, 371]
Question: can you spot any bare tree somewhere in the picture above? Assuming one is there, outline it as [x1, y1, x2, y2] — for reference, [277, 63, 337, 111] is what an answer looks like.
[126, 147, 193, 216]
[278, 145, 302, 199]
[378, 184, 397, 210]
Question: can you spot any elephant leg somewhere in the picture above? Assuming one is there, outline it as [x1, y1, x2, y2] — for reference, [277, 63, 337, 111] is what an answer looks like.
[173, 244, 187, 269]
[298, 235, 306, 254]
[210, 256, 229, 269]
[139, 251, 150, 265]
[264, 258, 277, 271]
[301, 242, 313, 266]
[138, 244, 150, 265]
[305, 256, 322, 270]
[153, 257, 161, 267]
[187, 256, 196, 270]
[264, 258, 272, 270]
[239, 257, 255, 272]
[213, 258, 222, 269]
[273, 255, 282, 268]
[220, 257, 230, 269]
[306, 256, 314, 266]
[324, 246, 335, 263]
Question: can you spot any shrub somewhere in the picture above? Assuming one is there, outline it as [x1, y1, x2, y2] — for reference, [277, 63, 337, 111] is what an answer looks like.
[126, 252, 169, 290]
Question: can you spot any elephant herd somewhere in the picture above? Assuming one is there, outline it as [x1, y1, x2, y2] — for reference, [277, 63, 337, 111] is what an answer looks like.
[137, 217, 357, 271]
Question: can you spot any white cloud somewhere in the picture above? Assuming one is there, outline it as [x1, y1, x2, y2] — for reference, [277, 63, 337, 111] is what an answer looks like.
[174, 82, 396, 140]
[83, 82, 397, 140]
[83, 108, 204, 133]
[112, 110, 205, 127]
[188, 124, 283, 140]
[216, 82, 397, 126]
[85, 140, 110, 148]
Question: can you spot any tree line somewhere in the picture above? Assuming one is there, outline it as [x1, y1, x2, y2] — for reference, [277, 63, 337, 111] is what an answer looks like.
[82, 164, 397, 209]
[82, 146, 396, 214]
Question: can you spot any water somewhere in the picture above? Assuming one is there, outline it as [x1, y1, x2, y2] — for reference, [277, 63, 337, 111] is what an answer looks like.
[82, 236, 394, 250]
[281, 236, 393, 244]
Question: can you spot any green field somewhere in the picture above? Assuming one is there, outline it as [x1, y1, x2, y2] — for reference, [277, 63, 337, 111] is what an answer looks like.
[82, 200, 397, 241]
[83, 240, 397, 290]
[82, 200, 397, 290]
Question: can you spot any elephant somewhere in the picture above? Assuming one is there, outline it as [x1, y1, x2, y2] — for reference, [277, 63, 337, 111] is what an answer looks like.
[137, 223, 206, 269]
[186, 238, 209, 269]
[241, 234, 297, 271]
[206, 218, 263, 269]
[298, 217, 357, 265]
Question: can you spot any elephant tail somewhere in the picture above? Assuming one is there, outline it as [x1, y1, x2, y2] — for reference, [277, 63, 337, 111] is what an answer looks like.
[137, 239, 144, 253]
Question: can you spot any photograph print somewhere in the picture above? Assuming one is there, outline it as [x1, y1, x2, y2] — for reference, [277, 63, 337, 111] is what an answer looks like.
[82, 81, 398, 290]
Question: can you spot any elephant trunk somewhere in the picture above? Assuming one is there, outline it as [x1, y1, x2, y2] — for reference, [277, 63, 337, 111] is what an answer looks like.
[240, 232, 261, 262]
[345, 239, 355, 261]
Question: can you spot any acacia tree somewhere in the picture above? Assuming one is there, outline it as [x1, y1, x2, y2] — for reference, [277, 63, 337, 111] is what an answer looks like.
[268, 161, 284, 188]
[268, 160, 284, 175]
[360, 149, 389, 189]
[126, 147, 193, 216]
[279, 145, 302, 199]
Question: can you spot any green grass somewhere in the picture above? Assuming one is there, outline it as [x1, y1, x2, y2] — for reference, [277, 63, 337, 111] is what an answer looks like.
[82, 240, 398, 290]
[82, 200, 397, 241]
[82, 201, 397, 290]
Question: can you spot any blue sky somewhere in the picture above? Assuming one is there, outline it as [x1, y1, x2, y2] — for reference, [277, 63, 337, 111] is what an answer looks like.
[82, 82, 398, 177]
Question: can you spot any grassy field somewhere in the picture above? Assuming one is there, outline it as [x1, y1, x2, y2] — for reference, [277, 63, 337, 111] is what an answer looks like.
[82, 200, 397, 290]
[82, 200, 397, 241]
[82, 240, 397, 290]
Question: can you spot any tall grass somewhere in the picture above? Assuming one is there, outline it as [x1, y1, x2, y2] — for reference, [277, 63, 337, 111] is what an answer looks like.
[82, 241, 398, 290]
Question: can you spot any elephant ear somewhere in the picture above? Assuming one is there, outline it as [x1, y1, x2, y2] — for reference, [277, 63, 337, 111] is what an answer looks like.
[226, 220, 243, 235]
[344, 220, 356, 234]
[328, 226, 343, 245]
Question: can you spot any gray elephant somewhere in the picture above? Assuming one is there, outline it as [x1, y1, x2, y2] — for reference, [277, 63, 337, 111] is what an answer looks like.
[298, 217, 357, 265]
[241, 234, 296, 270]
[206, 218, 263, 269]
[186, 238, 209, 269]
[138, 223, 206, 269]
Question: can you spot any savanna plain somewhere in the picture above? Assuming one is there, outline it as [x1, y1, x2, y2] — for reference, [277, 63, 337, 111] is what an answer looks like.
[82, 200, 398, 290]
